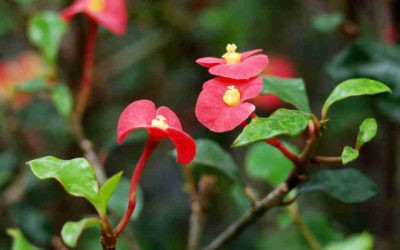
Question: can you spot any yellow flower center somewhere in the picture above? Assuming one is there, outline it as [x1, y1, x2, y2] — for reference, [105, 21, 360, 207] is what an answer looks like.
[222, 43, 242, 65]
[88, 0, 105, 13]
[223, 86, 241, 107]
[151, 115, 169, 130]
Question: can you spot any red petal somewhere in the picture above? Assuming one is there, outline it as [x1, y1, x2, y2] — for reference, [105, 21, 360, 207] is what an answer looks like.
[241, 49, 262, 60]
[202, 77, 262, 101]
[209, 54, 269, 80]
[195, 85, 255, 132]
[60, 0, 87, 21]
[167, 128, 196, 164]
[88, 0, 127, 35]
[156, 106, 183, 130]
[117, 100, 156, 143]
[195, 57, 225, 68]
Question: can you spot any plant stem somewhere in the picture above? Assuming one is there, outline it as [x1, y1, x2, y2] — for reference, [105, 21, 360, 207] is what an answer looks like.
[114, 137, 159, 236]
[266, 137, 299, 163]
[312, 156, 342, 164]
[76, 18, 98, 118]
[288, 203, 321, 250]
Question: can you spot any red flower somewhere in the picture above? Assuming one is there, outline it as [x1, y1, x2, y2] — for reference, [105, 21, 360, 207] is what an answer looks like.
[195, 77, 263, 132]
[61, 0, 127, 35]
[196, 44, 269, 80]
[117, 100, 196, 164]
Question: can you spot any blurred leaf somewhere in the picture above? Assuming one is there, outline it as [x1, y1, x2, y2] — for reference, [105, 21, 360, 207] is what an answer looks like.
[277, 210, 292, 230]
[27, 156, 102, 212]
[230, 184, 251, 212]
[0, 150, 17, 187]
[312, 12, 344, 34]
[233, 109, 312, 147]
[322, 78, 391, 117]
[14, 0, 33, 5]
[262, 76, 310, 112]
[299, 169, 377, 203]
[28, 11, 67, 65]
[7, 228, 41, 250]
[341, 146, 359, 165]
[108, 177, 144, 221]
[51, 83, 73, 118]
[326, 39, 400, 120]
[189, 139, 243, 185]
[245, 142, 298, 185]
[15, 78, 48, 93]
[356, 118, 377, 148]
[0, 2, 17, 36]
[99, 171, 123, 215]
[61, 218, 102, 248]
[324, 232, 373, 250]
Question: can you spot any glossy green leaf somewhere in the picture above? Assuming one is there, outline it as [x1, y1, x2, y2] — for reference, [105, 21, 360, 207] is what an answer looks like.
[312, 12, 344, 34]
[262, 76, 310, 112]
[28, 11, 67, 65]
[51, 83, 73, 118]
[324, 232, 373, 250]
[356, 118, 377, 149]
[7, 228, 41, 250]
[61, 218, 102, 248]
[15, 78, 48, 93]
[322, 78, 391, 117]
[108, 177, 144, 221]
[245, 142, 298, 185]
[99, 171, 123, 215]
[189, 139, 243, 185]
[27, 156, 101, 212]
[299, 169, 377, 203]
[233, 109, 312, 147]
[341, 146, 359, 165]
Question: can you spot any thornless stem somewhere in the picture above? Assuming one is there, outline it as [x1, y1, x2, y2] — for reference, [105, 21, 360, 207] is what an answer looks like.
[76, 18, 98, 118]
[114, 137, 160, 236]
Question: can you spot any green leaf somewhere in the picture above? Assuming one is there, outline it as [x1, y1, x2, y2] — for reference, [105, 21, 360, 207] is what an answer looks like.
[108, 177, 144, 221]
[324, 232, 373, 250]
[189, 139, 243, 185]
[27, 156, 101, 212]
[341, 146, 359, 165]
[245, 142, 298, 185]
[99, 171, 123, 215]
[299, 169, 377, 203]
[7, 228, 41, 250]
[356, 118, 377, 149]
[322, 78, 391, 117]
[61, 218, 102, 248]
[312, 12, 344, 34]
[0, 150, 17, 187]
[262, 76, 310, 112]
[28, 11, 67, 66]
[233, 109, 312, 147]
[51, 83, 73, 118]
[15, 78, 48, 93]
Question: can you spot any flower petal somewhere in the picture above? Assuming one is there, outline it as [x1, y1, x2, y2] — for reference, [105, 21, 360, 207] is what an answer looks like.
[60, 0, 87, 21]
[241, 49, 262, 60]
[202, 77, 262, 101]
[167, 128, 196, 164]
[195, 57, 225, 68]
[87, 0, 127, 35]
[156, 106, 183, 130]
[117, 100, 156, 143]
[209, 54, 269, 80]
[195, 85, 255, 132]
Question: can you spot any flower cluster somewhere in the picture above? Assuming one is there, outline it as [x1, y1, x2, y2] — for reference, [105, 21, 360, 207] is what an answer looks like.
[195, 44, 268, 132]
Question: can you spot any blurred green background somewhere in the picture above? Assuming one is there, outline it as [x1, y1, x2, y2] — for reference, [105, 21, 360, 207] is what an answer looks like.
[0, 0, 399, 249]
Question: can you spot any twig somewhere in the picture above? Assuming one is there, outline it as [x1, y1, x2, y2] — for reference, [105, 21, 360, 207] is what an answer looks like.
[312, 156, 342, 164]
[288, 203, 321, 250]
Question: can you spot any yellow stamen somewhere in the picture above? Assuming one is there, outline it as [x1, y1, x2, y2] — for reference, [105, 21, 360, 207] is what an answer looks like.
[88, 0, 105, 13]
[151, 115, 169, 130]
[222, 43, 242, 65]
[223, 86, 241, 107]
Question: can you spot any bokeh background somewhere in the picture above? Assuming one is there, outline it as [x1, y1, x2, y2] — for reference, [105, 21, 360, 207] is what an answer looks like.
[0, 0, 399, 249]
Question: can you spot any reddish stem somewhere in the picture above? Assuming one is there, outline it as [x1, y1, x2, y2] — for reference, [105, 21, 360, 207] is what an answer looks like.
[76, 18, 98, 118]
[266, 137, 298, 163]
[114, 137, 160, 236]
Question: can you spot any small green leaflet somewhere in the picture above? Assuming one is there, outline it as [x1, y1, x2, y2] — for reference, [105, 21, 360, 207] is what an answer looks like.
[311, 12, 344, 34]
[341, 146, 359, 165]
[324, 232, 373, 250]
[356, 118, 377, 149]
[262, 76, 310, 112]
[233, 109, 312, 147]
[51, 83, 73, 118]
[99, 171, 123, 215]
[7, 228, 41, 250]
[61, 218, 102, 248]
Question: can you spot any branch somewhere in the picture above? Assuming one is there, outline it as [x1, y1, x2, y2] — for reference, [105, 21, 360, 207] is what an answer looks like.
[312, 156, 342, 164]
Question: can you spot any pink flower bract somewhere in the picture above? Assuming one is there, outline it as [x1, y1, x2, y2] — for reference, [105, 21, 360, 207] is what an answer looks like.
[196, 47, 269, 80]
[195, 77, 263, 132]
[117, 100, 196, 164]
[61, 0, 127, 35]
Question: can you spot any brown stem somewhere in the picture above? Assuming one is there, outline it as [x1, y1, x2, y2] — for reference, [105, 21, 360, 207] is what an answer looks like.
[312, 156, 342, 164]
